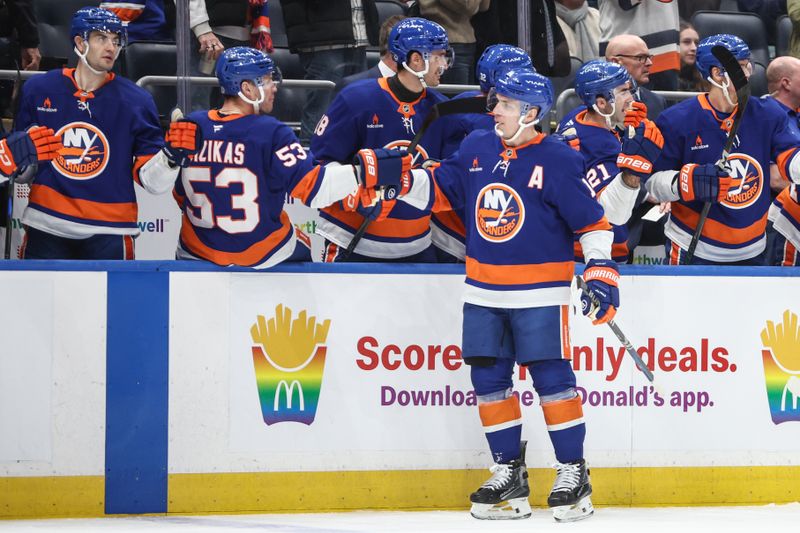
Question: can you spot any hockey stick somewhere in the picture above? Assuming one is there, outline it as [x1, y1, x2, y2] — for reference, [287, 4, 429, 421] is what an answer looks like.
[340, 96, 488, 260]
[575, 275, 656, 384]
[683, 46, 750, 264]
[3, 60, 23, 260]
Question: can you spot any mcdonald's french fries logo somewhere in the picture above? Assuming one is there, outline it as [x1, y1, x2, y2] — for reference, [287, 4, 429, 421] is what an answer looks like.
[760, 310, 800, 425]
[250, 304, 330, 425]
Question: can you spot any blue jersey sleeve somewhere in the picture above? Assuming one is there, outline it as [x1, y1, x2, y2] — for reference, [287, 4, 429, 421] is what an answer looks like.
[268, 122, 324, 204]
[542, 144, 607, 233]
[131, 94, 164, 158]
[427, 149, 469, 212]
[14, 84, 35, 132]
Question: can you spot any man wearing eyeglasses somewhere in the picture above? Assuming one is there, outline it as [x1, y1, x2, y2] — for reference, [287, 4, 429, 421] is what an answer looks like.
[606, 34, 666, 121]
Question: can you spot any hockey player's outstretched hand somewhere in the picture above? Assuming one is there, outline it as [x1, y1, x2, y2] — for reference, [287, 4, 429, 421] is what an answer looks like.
[342, 186, 395, 221]
[354, 148, 413, 192]
[677, 162, 733, 202]
[0, 126, 62, 176]
[164, 110, 203, 168]
[580, 259, 620, 325]
[623, 101, 648, 128]
[617, 119, 663, 178]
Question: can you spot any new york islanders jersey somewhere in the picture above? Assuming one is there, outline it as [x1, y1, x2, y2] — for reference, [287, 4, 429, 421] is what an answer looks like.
[557, 109, 630, 262]
[175, 110, 348, 268]
[431, 90, 494, 261]
[769, 185, 800, 265]
[420, 129, 611, 308]
[311, 77, 448, 259]
[16, 68, 164, 238]
[653, 94, 800, 262]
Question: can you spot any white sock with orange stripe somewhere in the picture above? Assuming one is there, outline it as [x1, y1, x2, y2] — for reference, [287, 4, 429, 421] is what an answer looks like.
[540, 389, 586, 463]
[478, 390, 523, 464]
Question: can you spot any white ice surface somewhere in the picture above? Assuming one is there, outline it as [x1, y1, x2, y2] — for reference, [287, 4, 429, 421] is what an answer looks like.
[1, 504, 799, 533]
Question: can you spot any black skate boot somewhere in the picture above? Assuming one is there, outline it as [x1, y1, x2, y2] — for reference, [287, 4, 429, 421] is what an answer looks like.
[469, 441, 531, 520]
[547, 459, 594, 522]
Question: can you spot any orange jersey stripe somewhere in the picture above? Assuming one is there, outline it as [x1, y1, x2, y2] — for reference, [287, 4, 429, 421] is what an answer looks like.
[776, 186, 800, 221]
[542, 396, 583, 427]
[671, 203, 767, 244]
[574, 241, 629, 259]
[132, 153, 155, 186]
[466, 258, 574, 286]
[650, 51, 680, 74]
[478, 396, 521, 427]
[576, 217, 612, 234]
[431, 176, 454, 213]
[322, 205, 431, 239]
[29, 183, 137, 223]
[776, 150, 800, 190]
[180, 210, 292, 266]
[783, 240, 797, 266]
[560, 305, 571, 359]
[289, 166, 322, 205]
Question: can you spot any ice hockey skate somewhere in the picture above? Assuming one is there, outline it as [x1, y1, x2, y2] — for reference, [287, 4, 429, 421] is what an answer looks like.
[469, 442, 531, 520]
[548, 459, 594, 522]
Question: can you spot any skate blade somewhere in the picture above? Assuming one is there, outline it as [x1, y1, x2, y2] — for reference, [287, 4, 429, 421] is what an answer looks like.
[470, 498, 532, 520]
[552, 494, 594, 522]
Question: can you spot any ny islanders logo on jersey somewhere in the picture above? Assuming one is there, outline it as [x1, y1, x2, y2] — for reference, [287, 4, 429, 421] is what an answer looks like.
[384, 139, 429, 162]
[249, 304, 330, 426]
[760, 310, 800, 425]
[721, 153, 763, 209]
[476, 183, 525, 242]
[52, 122, 109, 180]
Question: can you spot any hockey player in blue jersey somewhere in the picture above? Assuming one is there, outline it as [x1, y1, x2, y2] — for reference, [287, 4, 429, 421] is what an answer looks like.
[390, 68, 644, 522]
[14, 7, 200, 260]
[557, 60, 664, 263]
[311, 17, 454, 262]
[173, 47, 408, 268]
[645, 34, 800, 265]
[432, 44, 534, 263]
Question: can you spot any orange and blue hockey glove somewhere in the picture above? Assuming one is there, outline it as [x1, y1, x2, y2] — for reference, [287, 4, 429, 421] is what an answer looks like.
[617, 119, 664, 178]
[581, 259, 620, 325]
[353, 148, 413, 194]
[677, 162, 734, 203]
[623, 101, 649, 128]
[164, 110, 203, 168]
[0, 126, 62, 176]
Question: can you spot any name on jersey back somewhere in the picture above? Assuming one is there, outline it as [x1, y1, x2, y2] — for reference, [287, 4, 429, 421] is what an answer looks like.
[192, 140, 246, 165]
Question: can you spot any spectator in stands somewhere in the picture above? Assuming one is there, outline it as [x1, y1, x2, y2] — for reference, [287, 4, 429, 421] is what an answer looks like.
[0, 0, 41, 118]
[471, 0, 570, 77]
[678, 20, 703, 92]
[188, 0, 273, 109]
[790, 0, 800, 58]
[335, 14, 405, 94]
[555, 0, 600, 63]
[280, 0, 379, 145]
[606, 34, 667, 120]
[418, 1, 490, 85]
[101, 1, 173, 42]
[599, 0, 680, 91]
[764, 56, 800, 265]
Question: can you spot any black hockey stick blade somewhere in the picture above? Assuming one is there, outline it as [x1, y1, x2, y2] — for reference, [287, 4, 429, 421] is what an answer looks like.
[575, 276, 657, 385]
[341, 96, 488, 260]
[684, 46, 750, 264]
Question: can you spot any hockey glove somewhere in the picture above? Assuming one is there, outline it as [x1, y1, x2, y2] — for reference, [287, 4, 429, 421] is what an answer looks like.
[623, 101, 649, 128]
[616, 119, 664, 178]
[0, 126, 62, 176]
[341, 186, 395, 222]
[580, 259, 620, 325]
[354, 148, 413, 194]
[164, 119, 203, 168]
[677, 162, 733, 203]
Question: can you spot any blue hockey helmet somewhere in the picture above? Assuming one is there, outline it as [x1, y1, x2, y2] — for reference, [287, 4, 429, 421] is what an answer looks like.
[216, 47, 281, 96]
[574, 60, 631, 108]
[387, 18, 452, 66]
[695, 34, 750, 79]
[70, 7, 127, 46]
[476, 44, 533, 93]
[492, 67, 554, 118]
